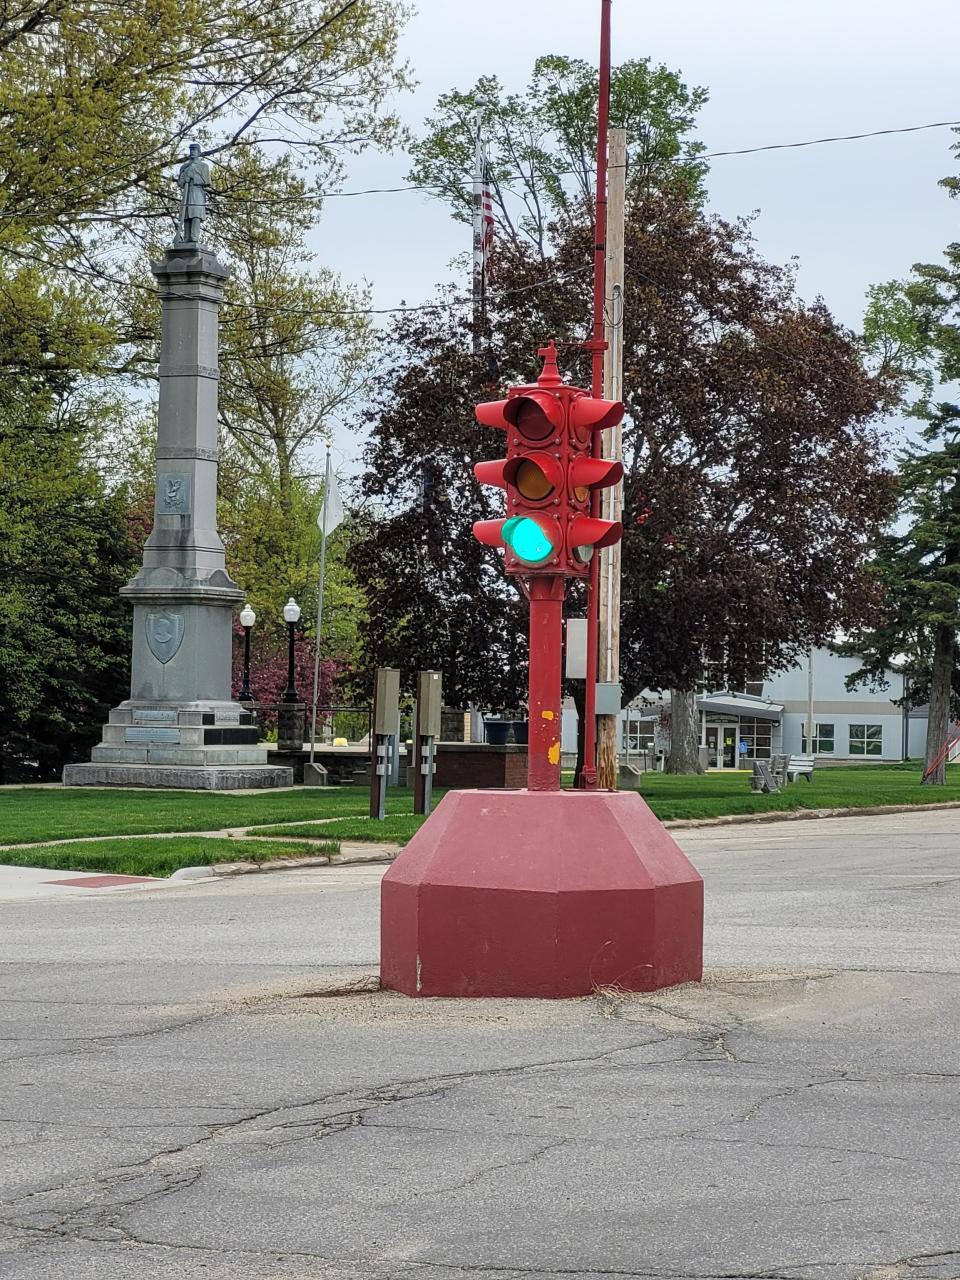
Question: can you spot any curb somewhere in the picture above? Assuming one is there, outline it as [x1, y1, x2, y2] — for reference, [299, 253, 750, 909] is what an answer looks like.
[170, 846, 401, 881]
[662, 799, 960, 830]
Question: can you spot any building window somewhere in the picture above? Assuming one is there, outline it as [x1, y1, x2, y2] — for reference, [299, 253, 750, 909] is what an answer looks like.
[849, 723, 883, 756]
[743, 681, 764, 697]
[801, 723, 835, 755]
[622, 716, 655, 755]
[738, 717, 772, 759]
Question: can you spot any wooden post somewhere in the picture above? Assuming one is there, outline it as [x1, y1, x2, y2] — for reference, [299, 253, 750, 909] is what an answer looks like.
[597, 127, 627, 790]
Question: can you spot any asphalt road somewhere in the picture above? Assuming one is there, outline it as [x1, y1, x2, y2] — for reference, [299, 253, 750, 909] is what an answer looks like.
[2, 808, 959, 1280]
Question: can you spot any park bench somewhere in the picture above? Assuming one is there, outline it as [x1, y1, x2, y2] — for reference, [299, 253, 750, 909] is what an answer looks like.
[771, 753, 815, 785]
[785, 755, 815, 783]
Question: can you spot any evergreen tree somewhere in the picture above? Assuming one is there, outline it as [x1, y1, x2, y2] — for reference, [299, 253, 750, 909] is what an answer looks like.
[852, 180, 960, 781]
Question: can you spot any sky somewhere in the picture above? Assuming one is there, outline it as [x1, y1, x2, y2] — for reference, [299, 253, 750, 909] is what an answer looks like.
[317, 0, 960, 470]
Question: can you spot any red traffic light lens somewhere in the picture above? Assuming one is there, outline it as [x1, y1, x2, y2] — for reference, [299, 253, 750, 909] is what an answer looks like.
[513, 400, 553, 441]
[504, 390, 563, 442]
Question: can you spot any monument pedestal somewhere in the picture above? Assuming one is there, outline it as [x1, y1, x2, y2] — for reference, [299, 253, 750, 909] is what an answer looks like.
[64, 242, 292, 790]
[63, 702, 291, 790]
[380, 789, 704, 998]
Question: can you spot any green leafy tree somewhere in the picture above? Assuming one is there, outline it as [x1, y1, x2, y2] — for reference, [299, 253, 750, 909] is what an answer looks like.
[0, 2, 410, 767]
[0, 0, 412, 263]
[0, 384, 137, 780]
[350, 185, 896, 773]
[407, 54, 707, 258]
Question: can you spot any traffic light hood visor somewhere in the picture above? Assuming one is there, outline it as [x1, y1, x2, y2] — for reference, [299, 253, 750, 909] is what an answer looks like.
[568, 457, 624, 492]
[475, 399, 511, 430]
[473, 518, 507, 547]
[473, 459, 509, 489]
[568, 515, 623, 552]
[569, 395, 624, 438]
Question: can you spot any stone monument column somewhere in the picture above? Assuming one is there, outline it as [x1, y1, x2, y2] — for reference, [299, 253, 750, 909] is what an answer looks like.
[64, 228, 293, 788]
[125, 246, 240, 705]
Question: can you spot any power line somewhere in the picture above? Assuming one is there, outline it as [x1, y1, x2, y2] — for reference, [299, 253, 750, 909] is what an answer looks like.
[312, 118, 960, 199]
[700, 118, 960, 159]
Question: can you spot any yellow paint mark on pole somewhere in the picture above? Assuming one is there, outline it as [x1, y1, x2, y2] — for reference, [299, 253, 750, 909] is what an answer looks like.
[541, 710, 555, 720]
[548, 742, 561, 765]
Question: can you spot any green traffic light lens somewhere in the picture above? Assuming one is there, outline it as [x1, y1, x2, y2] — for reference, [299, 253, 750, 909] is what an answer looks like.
[503, 516, 555, 565]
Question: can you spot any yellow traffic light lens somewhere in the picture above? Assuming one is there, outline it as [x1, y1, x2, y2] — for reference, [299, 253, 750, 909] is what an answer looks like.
[516, 459, 554, 500]
[513, 400, 554, 441]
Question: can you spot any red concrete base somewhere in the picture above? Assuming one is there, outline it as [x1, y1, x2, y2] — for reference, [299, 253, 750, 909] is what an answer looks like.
[380, 789, 703, 998]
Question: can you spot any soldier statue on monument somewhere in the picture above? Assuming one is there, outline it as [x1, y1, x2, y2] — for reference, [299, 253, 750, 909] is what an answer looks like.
[175, 144, 211, 245]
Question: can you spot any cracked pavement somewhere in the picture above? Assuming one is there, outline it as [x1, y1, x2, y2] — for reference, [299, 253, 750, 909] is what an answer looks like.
[1, 810, 960, 1279]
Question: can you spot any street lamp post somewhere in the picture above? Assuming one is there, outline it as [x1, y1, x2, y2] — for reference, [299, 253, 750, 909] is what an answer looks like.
[239, 602, 256, 702]
[277, 597, 305, 755]
[281, 597, 301, 704]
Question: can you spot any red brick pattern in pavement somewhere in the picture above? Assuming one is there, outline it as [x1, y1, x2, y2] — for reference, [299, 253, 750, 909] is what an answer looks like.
[44, 875, 160, 889]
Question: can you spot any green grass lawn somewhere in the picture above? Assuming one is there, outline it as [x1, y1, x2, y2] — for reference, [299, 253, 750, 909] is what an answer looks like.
[635, 761, 960, 821]
[0, 785, 417, 846]
[252, 815, 427, 846]
[249, 763, 960, 846]
[2, 764, 957, 859]
[1, 836, 339, 878]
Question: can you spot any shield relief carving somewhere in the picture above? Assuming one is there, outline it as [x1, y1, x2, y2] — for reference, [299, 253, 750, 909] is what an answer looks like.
[145, 611, 185, 664]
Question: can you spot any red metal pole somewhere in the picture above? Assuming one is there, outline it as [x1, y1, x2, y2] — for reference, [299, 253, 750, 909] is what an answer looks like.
[527, 576, 566, 792]
[580, 0, 612, 789]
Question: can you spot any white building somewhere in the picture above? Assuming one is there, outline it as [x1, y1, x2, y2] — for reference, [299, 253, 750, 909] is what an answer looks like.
[561, 647, 927, 768]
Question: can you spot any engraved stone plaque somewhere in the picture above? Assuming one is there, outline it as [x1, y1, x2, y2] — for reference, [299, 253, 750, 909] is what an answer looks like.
[125, 727, 182, 743]
[145, 611, 185, 664]
[157, 472, 191, 515]
[134, 709, 178, 724]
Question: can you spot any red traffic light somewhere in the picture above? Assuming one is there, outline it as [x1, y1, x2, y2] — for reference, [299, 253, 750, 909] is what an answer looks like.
[472, 340, 623, 578]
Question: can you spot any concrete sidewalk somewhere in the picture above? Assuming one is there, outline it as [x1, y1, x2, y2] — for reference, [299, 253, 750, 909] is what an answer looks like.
[1, 808, 959, 1279]
[0, 864, 163, 900]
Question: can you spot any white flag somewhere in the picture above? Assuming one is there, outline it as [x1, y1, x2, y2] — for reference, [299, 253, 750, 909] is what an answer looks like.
[317, 453, 344, 537]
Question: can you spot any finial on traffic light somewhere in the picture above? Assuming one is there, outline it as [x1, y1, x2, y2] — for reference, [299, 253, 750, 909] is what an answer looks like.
[537, 340, 562, 388]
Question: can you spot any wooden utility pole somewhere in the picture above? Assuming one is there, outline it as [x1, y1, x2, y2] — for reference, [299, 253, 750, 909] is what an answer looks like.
[597, 127, 626, 790]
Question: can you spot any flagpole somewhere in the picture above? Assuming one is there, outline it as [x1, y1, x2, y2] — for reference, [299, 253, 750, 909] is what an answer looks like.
[472, 109, 483, 356]
[309, 448, 333, 766]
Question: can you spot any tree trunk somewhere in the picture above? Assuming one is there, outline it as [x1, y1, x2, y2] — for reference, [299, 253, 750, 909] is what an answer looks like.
[597, 713, 618, 789]
[922, 623, 955, 785]
[666, 687, 703, 774]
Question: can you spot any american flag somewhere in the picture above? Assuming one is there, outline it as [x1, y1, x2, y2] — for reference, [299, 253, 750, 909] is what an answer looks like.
[480, 158, 495, 271]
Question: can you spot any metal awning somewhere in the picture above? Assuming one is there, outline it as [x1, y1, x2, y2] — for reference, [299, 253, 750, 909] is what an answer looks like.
[697, 694, 784, 722]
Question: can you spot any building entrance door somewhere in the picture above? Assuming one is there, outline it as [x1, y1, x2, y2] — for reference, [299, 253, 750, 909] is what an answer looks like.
[705, 724, 739, 769]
